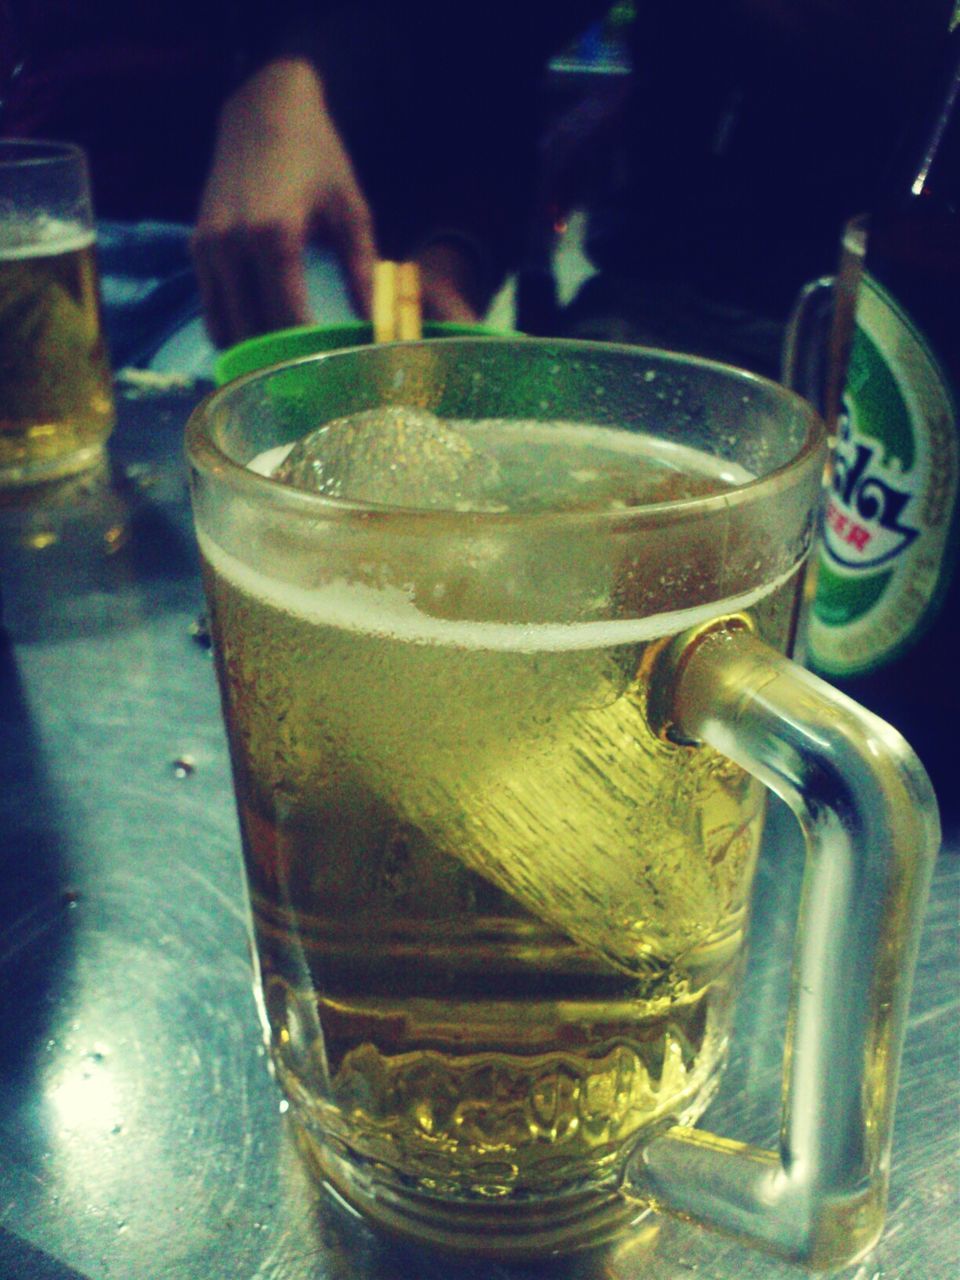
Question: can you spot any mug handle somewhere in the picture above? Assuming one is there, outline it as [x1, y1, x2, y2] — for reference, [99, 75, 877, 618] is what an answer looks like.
[781, 276, 835, 413]
[625, 619, 940, 1272]
[781, 216, 868, 424]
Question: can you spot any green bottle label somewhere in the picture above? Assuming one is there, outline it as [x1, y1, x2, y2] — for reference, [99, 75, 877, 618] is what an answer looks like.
[807, 271, 959, 677]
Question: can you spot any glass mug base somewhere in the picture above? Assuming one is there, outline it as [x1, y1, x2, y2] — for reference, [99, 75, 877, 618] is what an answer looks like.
[253, 922, 740, 1258]
[297, 1120, 659, 1260]
[0, 437, 110, 489]
[266, 967, 732, 1260]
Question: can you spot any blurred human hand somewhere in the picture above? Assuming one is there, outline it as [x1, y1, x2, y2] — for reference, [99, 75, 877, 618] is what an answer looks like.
[192, 57, 377, 348]
[416, 238, 485, 325]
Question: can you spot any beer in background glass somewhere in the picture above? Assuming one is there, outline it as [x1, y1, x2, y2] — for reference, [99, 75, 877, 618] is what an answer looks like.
[0, 140, 115, 488]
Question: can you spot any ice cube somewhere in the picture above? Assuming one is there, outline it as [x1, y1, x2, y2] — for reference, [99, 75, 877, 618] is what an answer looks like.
[273, 405, 503, 511]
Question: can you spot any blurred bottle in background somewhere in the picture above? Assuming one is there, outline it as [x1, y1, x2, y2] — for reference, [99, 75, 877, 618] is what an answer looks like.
[788, 23, 959, 832]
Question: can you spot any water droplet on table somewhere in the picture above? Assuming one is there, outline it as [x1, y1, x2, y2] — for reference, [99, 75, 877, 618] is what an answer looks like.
[171, 755, 196, 778]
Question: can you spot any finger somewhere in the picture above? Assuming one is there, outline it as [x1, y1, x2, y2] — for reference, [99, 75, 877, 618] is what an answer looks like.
[422, 282, 481, 325]
[192, 230, 259, 348]
[191, 233, 230, 349]
[416, 240, 485, 325]
[329, 191, 378, 318]
[248, 223, 313, 334]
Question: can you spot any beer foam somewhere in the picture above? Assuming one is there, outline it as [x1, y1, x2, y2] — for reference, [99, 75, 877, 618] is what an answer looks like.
[0, 218, 94, 260]
[197, 528, 790, 653]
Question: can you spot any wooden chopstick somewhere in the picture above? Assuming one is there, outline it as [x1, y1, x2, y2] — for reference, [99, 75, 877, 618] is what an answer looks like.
[373, 260, 422, 342]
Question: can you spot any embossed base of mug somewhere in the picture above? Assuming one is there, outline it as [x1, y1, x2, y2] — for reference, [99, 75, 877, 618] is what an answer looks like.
[0, 439, 109, 490]
[297, 1120, 657, 1261]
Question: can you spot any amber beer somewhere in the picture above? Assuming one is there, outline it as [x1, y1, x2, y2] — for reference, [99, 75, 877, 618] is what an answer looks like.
[0, 141, 114, 488]
[0, 225, 115, 485]
[195, 412, 808, 1253]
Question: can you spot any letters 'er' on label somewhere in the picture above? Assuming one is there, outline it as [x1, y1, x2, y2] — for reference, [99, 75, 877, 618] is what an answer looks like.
[807, 272, 959, 678]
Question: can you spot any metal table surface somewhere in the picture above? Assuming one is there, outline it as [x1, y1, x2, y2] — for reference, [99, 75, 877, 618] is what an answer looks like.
[0, 380, 956, 1280]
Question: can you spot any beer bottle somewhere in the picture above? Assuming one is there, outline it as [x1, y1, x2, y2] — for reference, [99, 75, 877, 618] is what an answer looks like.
[802, 28, 960, 831]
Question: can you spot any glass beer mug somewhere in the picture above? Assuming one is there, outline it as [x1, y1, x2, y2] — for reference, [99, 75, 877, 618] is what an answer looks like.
[0, 139, 115, 488]
[186, 340, 938, 1271]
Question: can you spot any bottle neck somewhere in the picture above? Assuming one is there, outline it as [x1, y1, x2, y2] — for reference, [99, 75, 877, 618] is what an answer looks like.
[885, 27, 960, 212]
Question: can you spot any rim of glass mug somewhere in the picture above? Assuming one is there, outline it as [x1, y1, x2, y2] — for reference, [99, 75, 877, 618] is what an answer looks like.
[186, 337, 826, 530]
[0, 138, 88, 168]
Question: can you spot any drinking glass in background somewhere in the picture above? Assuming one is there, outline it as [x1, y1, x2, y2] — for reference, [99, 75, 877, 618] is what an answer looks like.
[0, 140, 115, 488]
[186, 340, 939, 1270]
